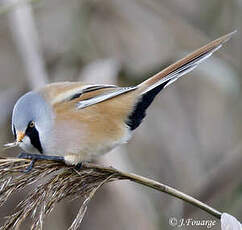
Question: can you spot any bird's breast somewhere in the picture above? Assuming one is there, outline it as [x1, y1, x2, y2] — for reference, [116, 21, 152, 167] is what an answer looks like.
[43, 115, 131, 161]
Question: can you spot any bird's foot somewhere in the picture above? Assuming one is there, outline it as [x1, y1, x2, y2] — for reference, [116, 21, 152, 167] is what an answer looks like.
[74, 162, 83, 171]
[17, 152, 64, 173]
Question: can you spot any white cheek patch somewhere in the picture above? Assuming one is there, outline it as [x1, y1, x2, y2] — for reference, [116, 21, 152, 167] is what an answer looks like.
[23, 136, 31, 145]
[19, 136, 39, 154]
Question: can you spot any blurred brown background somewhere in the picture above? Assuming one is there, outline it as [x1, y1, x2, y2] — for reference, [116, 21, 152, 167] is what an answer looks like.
[0, 0, 241, 229]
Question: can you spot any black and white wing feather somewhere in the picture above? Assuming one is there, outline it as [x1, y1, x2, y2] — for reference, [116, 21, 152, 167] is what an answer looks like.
[76, 86, 137, 109]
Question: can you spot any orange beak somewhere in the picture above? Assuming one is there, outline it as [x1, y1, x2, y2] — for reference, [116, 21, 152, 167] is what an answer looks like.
[16, 131, 25, 143]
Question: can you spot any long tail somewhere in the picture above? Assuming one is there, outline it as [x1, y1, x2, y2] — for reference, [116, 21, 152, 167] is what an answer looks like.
[138, 31, 236, 94]
[126, 31, 236, 130]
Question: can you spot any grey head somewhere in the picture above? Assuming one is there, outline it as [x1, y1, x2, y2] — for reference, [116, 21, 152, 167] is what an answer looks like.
[12, 91, 54, 154]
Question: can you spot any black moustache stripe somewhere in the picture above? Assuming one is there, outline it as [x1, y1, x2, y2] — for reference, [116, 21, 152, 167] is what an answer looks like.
[25, 126, 43, 154]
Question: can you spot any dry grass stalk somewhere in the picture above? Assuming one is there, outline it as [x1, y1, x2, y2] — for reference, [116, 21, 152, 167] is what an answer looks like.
[0, 157, 221, 229]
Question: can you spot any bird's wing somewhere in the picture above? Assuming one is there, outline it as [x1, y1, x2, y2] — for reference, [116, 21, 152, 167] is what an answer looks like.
[76, 86, 137, 109]
[40, 81, 137, 109]
[40, 82, 118, 104]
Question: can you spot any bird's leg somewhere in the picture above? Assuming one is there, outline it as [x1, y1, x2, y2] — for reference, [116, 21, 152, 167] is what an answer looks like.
[17, 153, 84, 172]
[17, 152, 65, 173]
[17, 152, 65, 162]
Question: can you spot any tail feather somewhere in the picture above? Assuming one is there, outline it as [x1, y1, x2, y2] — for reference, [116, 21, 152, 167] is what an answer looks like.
[138, 31, 236, 94]
[126, 31, 236, 130]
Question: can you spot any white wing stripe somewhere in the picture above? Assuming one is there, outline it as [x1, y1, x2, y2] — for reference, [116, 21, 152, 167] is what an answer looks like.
[77, 86, 137, 109]
[51, 84, 117, 104]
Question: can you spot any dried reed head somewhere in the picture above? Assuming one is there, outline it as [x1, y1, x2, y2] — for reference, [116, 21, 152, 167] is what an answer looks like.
[0, 156, 222, 230]
[0, 157, 123, 230]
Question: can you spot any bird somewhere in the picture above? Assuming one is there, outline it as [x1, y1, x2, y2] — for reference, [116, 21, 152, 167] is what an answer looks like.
[8, 31, 235, 171]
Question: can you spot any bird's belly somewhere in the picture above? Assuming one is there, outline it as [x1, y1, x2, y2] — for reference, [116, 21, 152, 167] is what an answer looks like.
[42, 121, 131, 164]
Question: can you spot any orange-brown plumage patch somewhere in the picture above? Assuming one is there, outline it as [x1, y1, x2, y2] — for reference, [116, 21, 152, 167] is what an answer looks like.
[53, 88, 139, 145]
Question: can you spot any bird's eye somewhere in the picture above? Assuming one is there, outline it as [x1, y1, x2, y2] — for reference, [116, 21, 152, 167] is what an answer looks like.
[29, 121, 35, 128]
